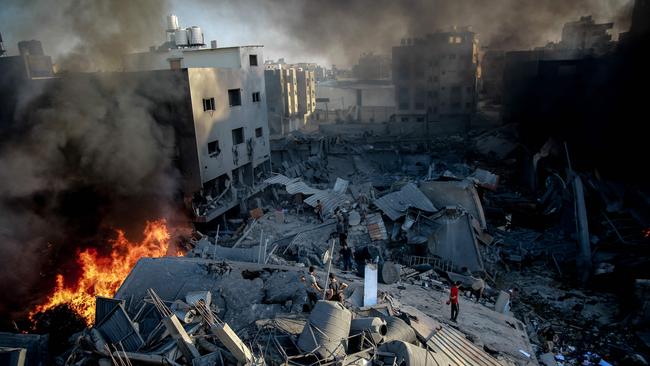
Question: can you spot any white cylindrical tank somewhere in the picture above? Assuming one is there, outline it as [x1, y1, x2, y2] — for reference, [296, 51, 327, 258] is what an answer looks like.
[188, 26, 204, 46]
[166, 14, 179, 31]
[174, 29, 189, 47]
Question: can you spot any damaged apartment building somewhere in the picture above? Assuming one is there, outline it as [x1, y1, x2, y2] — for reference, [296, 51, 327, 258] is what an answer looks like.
[392, 27, 479, 132]
[264, 60, 316, 136]
[122, 15, 272, 222]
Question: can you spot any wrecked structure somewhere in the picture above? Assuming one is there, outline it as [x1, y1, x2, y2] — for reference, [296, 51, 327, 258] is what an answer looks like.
[2, 2, 650, 366]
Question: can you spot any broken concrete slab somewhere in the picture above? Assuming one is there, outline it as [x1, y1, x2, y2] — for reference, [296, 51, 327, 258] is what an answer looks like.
[427, 210, 485, 272]
[420, 180, 487, 229]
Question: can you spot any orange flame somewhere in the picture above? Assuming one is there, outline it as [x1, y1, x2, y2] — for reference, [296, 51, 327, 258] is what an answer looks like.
[30, 219, 179, 324]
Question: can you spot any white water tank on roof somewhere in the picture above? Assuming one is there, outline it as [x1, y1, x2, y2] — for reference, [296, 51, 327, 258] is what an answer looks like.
[174, 29, 189, 47]
[188, 26, 204, 46]
[166, 14, 179, 31]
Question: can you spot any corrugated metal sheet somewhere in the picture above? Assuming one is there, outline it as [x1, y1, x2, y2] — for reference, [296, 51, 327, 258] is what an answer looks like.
[366, 213, 388, 241]
[333, 177, 349, 194]
[373, 183, 437, 221]
[96, 304, 144, 352]
[265, 174, 348, 216]
[304, 191, 348, 216]
[264, 174, 320, 195]
[264, 174, 294, 186]
[95, 296, 125, 325]
[429, 326, 504, 366]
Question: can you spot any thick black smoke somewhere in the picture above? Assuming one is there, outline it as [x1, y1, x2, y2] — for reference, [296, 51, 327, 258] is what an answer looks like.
[0, 0, 183, 324]
[213, 0, 631, 65]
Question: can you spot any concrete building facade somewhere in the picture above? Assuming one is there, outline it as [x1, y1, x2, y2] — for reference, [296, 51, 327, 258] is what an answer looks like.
[264, 67, 301, 135]
[296, 69, 316, 119]
[392, 27, 479, 127]
[124, 45, 271, 221]
[352, 52, 391, 80]
[263, 62, 316, 136]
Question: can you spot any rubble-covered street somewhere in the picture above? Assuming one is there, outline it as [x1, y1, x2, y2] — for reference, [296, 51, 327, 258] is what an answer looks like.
[1, 1, 649, 366]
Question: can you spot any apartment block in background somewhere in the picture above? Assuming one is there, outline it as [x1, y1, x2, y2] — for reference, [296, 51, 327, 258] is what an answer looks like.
[392, 27, 479, 127]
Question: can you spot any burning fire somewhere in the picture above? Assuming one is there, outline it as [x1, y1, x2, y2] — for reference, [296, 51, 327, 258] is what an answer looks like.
[30, 219, 179, 324]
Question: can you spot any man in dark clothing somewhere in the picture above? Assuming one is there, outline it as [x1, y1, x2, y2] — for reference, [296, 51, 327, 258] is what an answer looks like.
[447, 281, 460, 322]
[315, 200, 324, 223]
[326, 273, 348, 303]
[339, 242, 353, 271]
[341, 209, 350, 232]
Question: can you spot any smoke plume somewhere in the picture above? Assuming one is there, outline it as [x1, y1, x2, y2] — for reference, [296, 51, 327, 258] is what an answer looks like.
[0, 0, 184, 324]
[209, 0, 632, 65]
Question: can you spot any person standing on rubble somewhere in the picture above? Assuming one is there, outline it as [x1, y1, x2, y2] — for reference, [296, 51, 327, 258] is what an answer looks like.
[342, 208, 350, 232]
[471, 275, 485, 303]
[447, 281, 460, 322]
[326, 273, 348, 303]
[307, 266, 324, 300]
[315, 200, 324, 223]
[338, 242, 353, 272]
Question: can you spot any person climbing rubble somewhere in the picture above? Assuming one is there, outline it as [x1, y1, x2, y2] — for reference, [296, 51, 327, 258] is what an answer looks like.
[447, 281, 461, 322]
[338, 242, 353, 272]
[315, 200, 324, 223]
[308, 266, 323, 294]
[300, 272, 319, 311]
[326, 273, 348, 303]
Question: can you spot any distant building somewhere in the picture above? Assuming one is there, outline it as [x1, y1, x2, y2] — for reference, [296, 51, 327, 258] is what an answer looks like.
[0, 39, 55, 130]
[352, 52, 391, 80]
[392, 27, 479, 126]
[124, 40, 271, 222]
[560, 16, 614, 55]
[480, 49, 506, 103]
[264, 67, 300, 135]
[263, 61, 316, 135]
[296, 68, 316, 119]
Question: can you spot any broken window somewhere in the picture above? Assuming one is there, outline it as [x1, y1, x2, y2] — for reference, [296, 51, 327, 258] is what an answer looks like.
[208, 140, 221, 157]
[401, 117, 409, 122]
[416, 117, 424, 122]
[232, 127, 244, 145]
[252, 92, 261, 103]
[228, 89, 242, 106]
[255, 127, 263, 137]
[249, 54, 258, 66]
[203, 97, 215, 111]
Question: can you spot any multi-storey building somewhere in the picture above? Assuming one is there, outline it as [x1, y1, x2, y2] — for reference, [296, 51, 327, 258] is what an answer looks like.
[123, 17, 271, 222]
[263, 60, 316, 136]
[352, 52, 391, 80]
[264, 67, 300, 135]
[392, 27, 479, 126]
[296, 68, 316, 120]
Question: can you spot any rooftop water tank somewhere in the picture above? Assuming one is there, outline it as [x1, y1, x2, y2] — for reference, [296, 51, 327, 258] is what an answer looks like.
[18, 40, 44, 56]
[188, 26, 204, 46]
[166, 14, 179, 31]
[174, 29, 189, 47]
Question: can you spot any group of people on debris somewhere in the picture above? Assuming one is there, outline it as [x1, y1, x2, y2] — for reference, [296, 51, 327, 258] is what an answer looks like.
[300, 266, 349, 310]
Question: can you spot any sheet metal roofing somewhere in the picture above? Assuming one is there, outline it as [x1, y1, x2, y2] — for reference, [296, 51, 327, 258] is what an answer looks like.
[372, 183, 437, 221]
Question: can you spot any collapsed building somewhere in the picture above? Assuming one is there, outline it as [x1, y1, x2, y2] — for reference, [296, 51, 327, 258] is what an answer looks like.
[2, 3, 650, 366]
